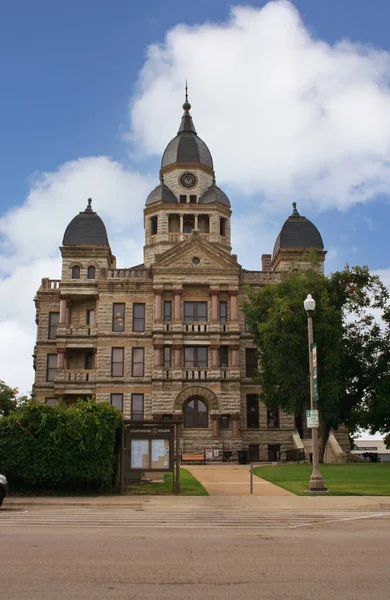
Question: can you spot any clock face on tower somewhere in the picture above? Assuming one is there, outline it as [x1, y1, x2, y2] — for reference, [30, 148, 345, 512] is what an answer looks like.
[180, 172, 196, 188]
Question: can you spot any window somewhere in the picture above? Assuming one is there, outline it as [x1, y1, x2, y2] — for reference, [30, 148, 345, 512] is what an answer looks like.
[268, 444, 280, 462]
[221, 415, 230, 429]
[163, 301, 172, 322]
[183, 398, 208, 428]
[72, 265, 80, 279]
[183, 221, 193, 233]
[184, 347, 208, 368]
[184, 301, 207, 322]
[267, 405, 280, 428]
[45, 398, 57, 406]
[113, 303, 125, 332]
[131, 394, 144, 420]
[48, 312, 59, 339]
[219, 301, 228, 323]
[220, 346, 229, 368]
[245, 348, 258, 378]
[220, 218, 226, 237]
[111, 348, 124, 377]
[246, 394, 259, 428]
[85, 351, 94, 370]
[86, 309, 95, 326]
[132, 303, 145, 332]
[179, 195, 187, 203]
[132, 348, 145, 377]
[189, 195, 197, 203]
[46, 354, 57, 382]
[111, 393, 123, 412]
[150, 216, 158, 235]
[87, 266, 96, 279]
[163, 346, 171, 368]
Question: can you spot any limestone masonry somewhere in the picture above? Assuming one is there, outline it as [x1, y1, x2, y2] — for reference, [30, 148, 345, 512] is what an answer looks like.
[32, 94, 349, 462]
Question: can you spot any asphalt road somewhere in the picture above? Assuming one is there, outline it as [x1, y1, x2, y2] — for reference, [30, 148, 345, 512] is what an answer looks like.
[1, 508, 389, 600]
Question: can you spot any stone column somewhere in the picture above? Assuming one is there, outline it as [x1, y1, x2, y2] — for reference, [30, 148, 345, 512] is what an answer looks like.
[211, 414, 221, 439]
[231, 346, 239, 368]
[154, 345, 162, 367]
[180, 214, 184, 233]
[154, 288, 163, 322]
[173, 345, 181, 367]
[59, 297, 67, 326]
[173, 288, 182, 321]
[231, 414, 240, 439]
[209, 289, 219, 322]
[194, 214, 199, 231]
[229, 290, 238, 321]
[211, 346, 219, 368]
[57, 351, 65, 369]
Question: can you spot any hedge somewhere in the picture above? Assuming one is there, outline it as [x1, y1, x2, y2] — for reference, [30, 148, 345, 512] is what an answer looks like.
[0, 399, 122, 492]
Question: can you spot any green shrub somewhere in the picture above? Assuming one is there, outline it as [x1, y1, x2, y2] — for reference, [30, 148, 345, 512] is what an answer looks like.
[0, 399, 122, 492]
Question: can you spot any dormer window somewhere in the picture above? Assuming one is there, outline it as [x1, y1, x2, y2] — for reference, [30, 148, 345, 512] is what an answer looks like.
[87, 266, 96, 279]
[189, 195, 197, 204]
[72, 266, 80, 279]
[179, 195, 187, 204]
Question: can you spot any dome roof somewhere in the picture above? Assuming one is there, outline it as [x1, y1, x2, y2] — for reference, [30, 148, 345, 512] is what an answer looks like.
[199, 185, 230, 207]
[161, 99, 213, 170]
[62, 199, 109, 246]
[273, 203, 324, 257]
[145, 184, 178, 206]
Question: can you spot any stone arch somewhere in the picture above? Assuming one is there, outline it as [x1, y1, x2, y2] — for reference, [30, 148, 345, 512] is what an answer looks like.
[173, 386, 219, 411]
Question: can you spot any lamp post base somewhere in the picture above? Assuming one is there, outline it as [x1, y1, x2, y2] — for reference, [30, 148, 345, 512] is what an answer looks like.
[306, 473, 328, 494]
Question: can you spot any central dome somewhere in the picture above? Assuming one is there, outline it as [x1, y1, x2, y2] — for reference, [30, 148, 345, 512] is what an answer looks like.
[161, 99, 213, 170]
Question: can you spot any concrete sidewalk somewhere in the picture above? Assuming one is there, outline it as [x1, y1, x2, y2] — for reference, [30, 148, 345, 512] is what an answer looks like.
[185, 464, 293, 496]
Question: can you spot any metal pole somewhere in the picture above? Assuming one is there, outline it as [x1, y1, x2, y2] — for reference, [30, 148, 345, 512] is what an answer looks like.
[175, 422, 181, 494]
[250, 462, 253, 494]
[307, 313, 327, 492]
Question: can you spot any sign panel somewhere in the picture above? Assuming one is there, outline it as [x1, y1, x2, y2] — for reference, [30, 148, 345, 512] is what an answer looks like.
[205, 449, 213, 460]
[131, 439, 149, 469]
[213, 449, 219, 458]
[306, 409, 319, 428]
[151, 439, 170, 469]
[311, 343, 319, 402]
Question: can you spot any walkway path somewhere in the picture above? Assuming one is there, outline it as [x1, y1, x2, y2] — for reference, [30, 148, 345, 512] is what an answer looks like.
[184, 464, 293, 496]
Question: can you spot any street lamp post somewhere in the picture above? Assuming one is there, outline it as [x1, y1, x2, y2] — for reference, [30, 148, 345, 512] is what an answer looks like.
[304, 294, 327, 493]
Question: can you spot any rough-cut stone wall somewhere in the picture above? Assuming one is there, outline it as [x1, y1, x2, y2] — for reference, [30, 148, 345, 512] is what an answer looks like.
[162, 167, 213, 200]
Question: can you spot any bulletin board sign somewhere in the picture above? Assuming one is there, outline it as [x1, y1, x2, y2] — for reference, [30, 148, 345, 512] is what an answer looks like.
[125, 421, 175, 473]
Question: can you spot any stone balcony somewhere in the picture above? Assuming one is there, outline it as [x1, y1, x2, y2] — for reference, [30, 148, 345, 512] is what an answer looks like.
[153, 322, 241, 335]
[54, 369, 96, 395]
[39, 278, 61, 292]
[153, 367, 241, 381]
[56, 326, 97, 349]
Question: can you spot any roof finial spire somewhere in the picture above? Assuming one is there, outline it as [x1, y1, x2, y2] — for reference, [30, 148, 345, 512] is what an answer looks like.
[85, 198, 93, 212]
[183, 80, 191, 111]
[292, 202, 300, 216]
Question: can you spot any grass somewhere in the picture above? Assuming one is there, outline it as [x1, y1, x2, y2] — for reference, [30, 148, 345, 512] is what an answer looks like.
[253, 463, 390, 496]
[124, 468, 208, 496]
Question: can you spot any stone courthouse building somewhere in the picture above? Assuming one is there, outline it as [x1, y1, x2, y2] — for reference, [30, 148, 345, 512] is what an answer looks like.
[32, 95, 348, 462]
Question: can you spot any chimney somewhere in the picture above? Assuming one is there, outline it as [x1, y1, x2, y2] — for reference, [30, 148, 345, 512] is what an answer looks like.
[261, 254, 272, 272]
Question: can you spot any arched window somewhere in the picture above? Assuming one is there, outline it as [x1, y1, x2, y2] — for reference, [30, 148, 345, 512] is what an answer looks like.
[72, 266, 80, 279]
[183, 397, 208, 428]
[87, 266, 96, 279]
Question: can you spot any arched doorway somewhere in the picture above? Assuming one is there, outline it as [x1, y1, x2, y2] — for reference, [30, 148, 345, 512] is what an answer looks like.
[183, 397, 208, 428]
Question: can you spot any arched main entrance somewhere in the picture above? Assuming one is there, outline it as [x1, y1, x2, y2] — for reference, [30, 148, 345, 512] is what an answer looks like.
[183, 397, 208, 428]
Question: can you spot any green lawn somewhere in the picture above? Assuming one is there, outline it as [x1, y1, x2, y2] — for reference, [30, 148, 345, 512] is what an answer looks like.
[253, 463, 390, 496]
[124, 468, 208, 496]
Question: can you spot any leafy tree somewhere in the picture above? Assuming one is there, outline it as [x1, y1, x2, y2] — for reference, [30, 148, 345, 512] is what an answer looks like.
[0, 380, 27, 417]
[0, 398, 123, 491]
[243, 264, 390, 461]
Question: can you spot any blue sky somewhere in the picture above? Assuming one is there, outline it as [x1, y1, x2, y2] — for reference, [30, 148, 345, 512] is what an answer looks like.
[1, 0, 390, 400]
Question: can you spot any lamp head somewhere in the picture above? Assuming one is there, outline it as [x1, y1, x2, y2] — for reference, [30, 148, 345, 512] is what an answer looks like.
[304, 294, 315, 313]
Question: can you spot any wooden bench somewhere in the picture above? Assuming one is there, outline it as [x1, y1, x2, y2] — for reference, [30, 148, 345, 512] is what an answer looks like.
[180, 451, 206, 465]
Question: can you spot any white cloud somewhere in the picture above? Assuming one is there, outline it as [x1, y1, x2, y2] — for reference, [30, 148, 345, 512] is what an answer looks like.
[129, 1, 390, 211]
[0, 157, 152, 393]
